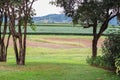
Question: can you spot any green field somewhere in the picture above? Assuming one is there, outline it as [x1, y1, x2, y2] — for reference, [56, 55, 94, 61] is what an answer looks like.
[27, 24, 120, 35]
[0, 35, 119, 80]
[27, 25, 93, 35]
[2, 23, 119, 35]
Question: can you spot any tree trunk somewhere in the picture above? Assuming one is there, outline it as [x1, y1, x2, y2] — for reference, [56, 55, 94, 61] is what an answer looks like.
[0, 43, 6, 61]
[92, 20, 98, 58]
[0, 12, 8, 62]
[17, 53, 25, 65]
[0, 34, 11, 62]
[12, 36, 19, 64]
[6, 0, 35, 65]
[92, 37, 98, 58]
[12, 36, 25, 65]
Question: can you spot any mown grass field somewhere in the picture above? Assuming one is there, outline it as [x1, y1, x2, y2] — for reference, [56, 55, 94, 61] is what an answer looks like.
[0, 35, 119, 80]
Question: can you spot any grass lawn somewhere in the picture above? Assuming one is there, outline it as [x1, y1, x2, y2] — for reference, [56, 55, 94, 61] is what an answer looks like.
[0, 35, 119, 80]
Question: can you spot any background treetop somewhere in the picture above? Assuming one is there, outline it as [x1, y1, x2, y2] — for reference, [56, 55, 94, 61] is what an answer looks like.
[51, 0, 120, 26]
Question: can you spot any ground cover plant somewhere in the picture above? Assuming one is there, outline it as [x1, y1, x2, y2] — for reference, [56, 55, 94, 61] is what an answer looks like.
[0, 35, 120, 80]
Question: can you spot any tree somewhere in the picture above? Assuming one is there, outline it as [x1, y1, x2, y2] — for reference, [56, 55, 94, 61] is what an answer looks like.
[0, 0, 10, 61]
[5, 0, 35, 65]
[51, 0, 120, 57]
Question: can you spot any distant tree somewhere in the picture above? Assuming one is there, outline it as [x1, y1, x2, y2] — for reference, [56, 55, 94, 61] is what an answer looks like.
[51, 0, 120, 57]
[6, 0, 35, 65]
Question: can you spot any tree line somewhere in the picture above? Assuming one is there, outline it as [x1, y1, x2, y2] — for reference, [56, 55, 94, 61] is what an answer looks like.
[0, 0, 35, 65]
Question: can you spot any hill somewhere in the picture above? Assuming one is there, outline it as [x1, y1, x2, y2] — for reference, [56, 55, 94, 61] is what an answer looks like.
[33, 14, 72, 24]
[33, 14, 118, 25]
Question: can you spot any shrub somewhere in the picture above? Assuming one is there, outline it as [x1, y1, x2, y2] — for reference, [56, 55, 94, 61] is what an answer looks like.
[115, 57, 120, 75]
[102, 30, 120, 69]
[87, 29, 120, 75]
[86, 55, 114, 69]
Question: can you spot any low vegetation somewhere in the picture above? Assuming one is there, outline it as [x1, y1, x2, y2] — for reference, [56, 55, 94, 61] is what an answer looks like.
[87, 30, 120, 75]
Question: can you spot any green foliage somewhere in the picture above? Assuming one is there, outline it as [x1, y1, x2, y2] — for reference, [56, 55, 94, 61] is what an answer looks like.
[102, 30, 120, 69]
[86, 56, 104, 66]
[53, 0, 120, 27]
[115, 57, 120, 75]
[86, 56, 113, 69]
[28, 17, 36, 31]
[87, 30, 120, 74]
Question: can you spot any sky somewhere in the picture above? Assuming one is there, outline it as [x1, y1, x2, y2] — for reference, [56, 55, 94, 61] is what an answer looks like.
[33, 0, 63, 17]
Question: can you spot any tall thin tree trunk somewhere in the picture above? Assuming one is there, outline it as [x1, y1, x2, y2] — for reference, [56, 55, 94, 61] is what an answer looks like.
[92, 37, 98, 58]
[6, 0, 35, 65]
[12, 36, 19, 64]
[92, 20, 98, 58]
[0, 12, 8, 62]
[0, 14, 2, 61]
[22, 22, 27, 65]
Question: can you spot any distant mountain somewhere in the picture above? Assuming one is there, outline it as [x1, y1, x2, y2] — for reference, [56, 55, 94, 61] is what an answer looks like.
[33, 14, 72, 24]
[33, 14, 118, 25]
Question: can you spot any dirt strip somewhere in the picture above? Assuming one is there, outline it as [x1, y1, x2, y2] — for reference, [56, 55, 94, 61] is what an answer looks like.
[7, 37, 104, 49]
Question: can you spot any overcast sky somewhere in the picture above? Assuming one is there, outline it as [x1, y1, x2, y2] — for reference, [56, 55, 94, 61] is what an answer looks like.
[33, 0, 63, 17]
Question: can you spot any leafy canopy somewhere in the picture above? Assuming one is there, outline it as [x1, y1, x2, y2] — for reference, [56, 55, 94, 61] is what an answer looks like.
[52, 0, 120, 26]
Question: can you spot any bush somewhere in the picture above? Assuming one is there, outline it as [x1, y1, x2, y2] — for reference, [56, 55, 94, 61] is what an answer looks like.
[86, 56, 114, 69]
[87, 29, 120, 75]
[115, 57, 120, 75]
[102, 30, 120, 69]
[86, 56, 105, 66]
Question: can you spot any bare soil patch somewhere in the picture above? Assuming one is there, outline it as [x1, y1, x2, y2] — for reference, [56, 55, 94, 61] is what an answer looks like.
[7, 37, 104, 49]
[27, 40, 81, 49]
[42, 38, 104, 48]
[28, 37, 104, 49]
